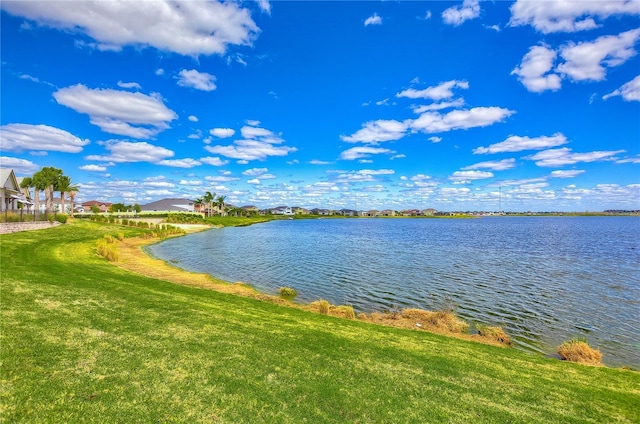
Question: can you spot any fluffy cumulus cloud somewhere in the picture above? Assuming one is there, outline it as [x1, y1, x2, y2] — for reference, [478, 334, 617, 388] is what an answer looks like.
[474, 133, 567, 154]
[205, 124, 295, 161]
[410, 107, 514, 134]
[364, 13, 382, 26]
[79, 164, 108, 172]
[0, 156, 39, 174]
[85, 140, 174, 163]
[339, 146, 395, 160]
[509, 0, 640, 33]
[449, 170, 494, 182]
[176, 69, 217, 91]
[210, 128, 236, 138]
[0, 123, 90, 153]
[557, 29, 640, 82]
[463, 158, 516, 171]
[514, 29, 640, 91]
[156, 158, 202, 168]
[1, 0, 260, 56]
[550, 170, 585, 178]
[511, 45, 562, 92]
[603, 75, 640, 101]
[526, 148, 625, 167]
[442, 0, 480, 26]
[397, 80, 468, 101]
[200, 156, 229, 166]
[53, 84, 177, 138]
[341, 120, 408, 144]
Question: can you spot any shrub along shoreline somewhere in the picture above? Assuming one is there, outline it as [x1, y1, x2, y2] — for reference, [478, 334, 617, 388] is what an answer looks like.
[1, 220, 638, 422]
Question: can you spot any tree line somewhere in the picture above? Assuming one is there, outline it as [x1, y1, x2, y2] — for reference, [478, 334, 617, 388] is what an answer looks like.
[19, 167, 78, 216]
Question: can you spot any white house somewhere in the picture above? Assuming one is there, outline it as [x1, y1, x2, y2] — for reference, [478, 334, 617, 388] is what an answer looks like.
[1, 168, 33, 211]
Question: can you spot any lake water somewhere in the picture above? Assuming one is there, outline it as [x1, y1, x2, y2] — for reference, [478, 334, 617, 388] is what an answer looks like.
[147, 217, 640, 368]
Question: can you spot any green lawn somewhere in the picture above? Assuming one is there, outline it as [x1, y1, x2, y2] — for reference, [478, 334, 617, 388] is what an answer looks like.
[1, 221, 638, 423]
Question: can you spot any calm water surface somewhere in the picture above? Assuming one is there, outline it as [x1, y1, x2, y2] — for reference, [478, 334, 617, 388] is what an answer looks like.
[148, 217, 640, 368]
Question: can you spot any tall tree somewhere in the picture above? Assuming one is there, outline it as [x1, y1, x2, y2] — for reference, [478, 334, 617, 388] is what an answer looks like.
[19, 177, 34, 211]
[216, 195, 226, 216]
[68, 185, 79, 217]
[55, 175, 77, 215]
[203, 191, 215, 217]
[32, 167, 62, 214]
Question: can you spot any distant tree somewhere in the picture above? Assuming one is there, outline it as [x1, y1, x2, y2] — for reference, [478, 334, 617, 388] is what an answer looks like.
[133, 203, 141, 213]
[109, 203, 127, 213]
[68, 185, 79, 217]
[90, 205, 100, 214]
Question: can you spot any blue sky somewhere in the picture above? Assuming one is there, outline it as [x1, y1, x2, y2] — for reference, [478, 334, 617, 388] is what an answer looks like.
[1, 1, 639, 211]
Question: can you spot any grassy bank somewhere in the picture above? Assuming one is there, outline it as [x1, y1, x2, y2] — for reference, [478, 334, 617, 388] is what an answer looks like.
[1, 221, 638, 422]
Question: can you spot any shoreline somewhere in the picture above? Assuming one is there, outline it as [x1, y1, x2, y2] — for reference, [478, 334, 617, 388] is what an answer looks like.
[115, 223, 511, 349]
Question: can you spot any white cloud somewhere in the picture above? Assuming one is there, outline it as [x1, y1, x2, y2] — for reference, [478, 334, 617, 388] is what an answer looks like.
[340, 146, 395, 160]
[240, 125, 283, 143]
[2, 0, 260, 56]
[364, 13, 382, 26]
[0, 123, 90, 153]
[442, 0, 481, 26]
[53, 84, 177, 138]
[310, 160, 331, 165]
[550, 170, 585, 178]
[257, 0, 271, 15]
[428, 136, 442, 143]
[412, 98, 466, 113]
[527, 148, 625, 167]
[0, 156, 39, 174]
[449, 170, 494, 182]
[242, 168, 268, 176]
[474, 133, 567, 154]
[210, 128, 236, 138]
[603, 75, 640, 102]
[557, 29, 640, 82]
[79, 164, 107, 172]
[511, 45, 561, 92]
[509, 0, 640, 34]
[397, 80, 468, 100]
[200, 156, 229, 166]
[463, 158, 516, 171]
[117, 81, 141, 90]
[157, 158, 201, 168]
[616, 155, 640, 164]
[341, 119, 408, 144]
[247, 178, 261, 185]
[205, 139, 296, 161]
[86, 140, 174, 163]
[411, 107, 514, 133]
[188, 115, 199, 122]
[179, 180, 203, 186]
[177, 69, 217, 91]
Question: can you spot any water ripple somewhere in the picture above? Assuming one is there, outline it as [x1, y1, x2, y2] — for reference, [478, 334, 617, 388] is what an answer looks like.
[148, 217, 640, 368]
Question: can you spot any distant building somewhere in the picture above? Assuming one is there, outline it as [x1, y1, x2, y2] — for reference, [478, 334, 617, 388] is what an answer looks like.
[139, 198, 195, 212]
[0, 168, 31, 211]
[82, 200, 113, 213]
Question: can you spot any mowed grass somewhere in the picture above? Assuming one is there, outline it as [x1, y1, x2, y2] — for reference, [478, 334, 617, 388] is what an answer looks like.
[1, 222, 639, 423]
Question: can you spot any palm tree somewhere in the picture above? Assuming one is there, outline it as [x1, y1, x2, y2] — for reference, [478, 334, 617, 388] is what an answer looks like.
[194, 197, 204, 214]
[33, 167, 62, 215]
[55, 175, 76, 214]
[68, 185, 79, 217]
[203, 191, 215, 217]
[216, 195, 226, 216]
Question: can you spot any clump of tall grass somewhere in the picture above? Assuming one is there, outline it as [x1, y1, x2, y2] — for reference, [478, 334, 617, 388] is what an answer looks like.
[279, 287, 298, 298]
[96, 238, 119, 262]
[558, 338, 603, 365]
[402, 308, 469, 333]
[335, 305, 356, 320]
[315, 299, 330, 315]
[475, 324, 512, 346]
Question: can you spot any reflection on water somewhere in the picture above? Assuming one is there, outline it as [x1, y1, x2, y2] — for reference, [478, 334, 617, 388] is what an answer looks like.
[148, 216, 640, 368]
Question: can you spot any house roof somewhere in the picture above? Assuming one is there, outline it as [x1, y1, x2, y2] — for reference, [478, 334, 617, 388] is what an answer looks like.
[140, 198, 194, 212]
[0, 168, 20, 193]
[82, 200, 113, 206]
